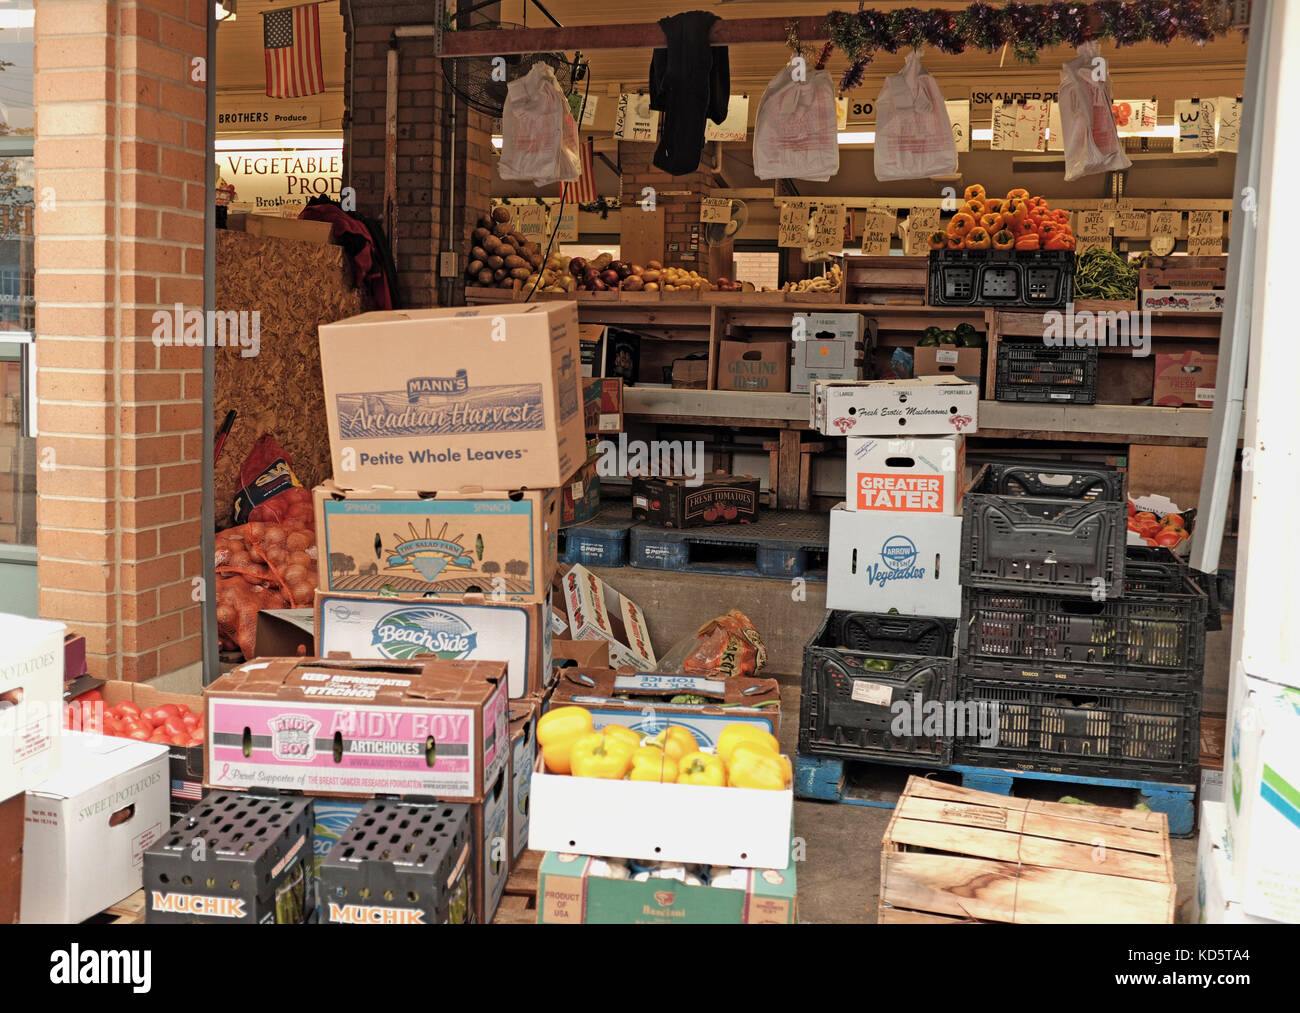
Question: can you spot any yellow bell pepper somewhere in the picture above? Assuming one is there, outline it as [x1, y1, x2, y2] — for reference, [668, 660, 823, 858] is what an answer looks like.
[569, 732, 634, 779]
[537, 706, 593, 775]
[647, 726, 698, 763]
[628, 745, 678, 783]
[599, 724, 642, 752]
[728, 742, 791, 790]
[715, 723, 780, 766]
[677, 751, 726, 787]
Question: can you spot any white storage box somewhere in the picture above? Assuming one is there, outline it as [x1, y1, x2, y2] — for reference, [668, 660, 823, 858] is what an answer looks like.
[790, 312, 863, 394]
[1196, 800, 1277, 924]
[826, 505, 962, 617]
[811, 376, 978, 436]
[845, 434, 965, 514]
[0, 614, 65, 802]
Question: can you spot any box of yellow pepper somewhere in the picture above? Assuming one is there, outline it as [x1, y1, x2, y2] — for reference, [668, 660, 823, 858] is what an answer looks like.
[527, 706, 794, 868]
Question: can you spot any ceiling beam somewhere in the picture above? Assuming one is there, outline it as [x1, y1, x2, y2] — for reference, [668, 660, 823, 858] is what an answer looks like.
[437, 15, 831, 57]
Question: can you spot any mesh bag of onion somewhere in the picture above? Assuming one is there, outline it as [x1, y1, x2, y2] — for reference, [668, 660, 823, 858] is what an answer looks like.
[214, 513, 319, 660]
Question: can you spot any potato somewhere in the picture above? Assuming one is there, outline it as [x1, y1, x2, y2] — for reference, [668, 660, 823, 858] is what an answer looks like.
[504, 255, 526, 270]
[493, 267, 507, 281]
[510, 266, 531, 280]
[471, 245, 487, 262]
[509, 232, 527, 248]
[497, 244, 517, 259]
[643, 281, 659, 291]
[493, 222, 511, 238]
[483, 234, 501, 252]
[641, 269, 660, 283]
[486, 255, 504, 270]
[467, 259, 485, 276]
[492, 205, 511, 223]
[472, 227, 490, 244]
[622, 276, 644, 291]
[477, 215, 493, 229]
[647, 260, 663, 270]
[476, 268, 494, 285]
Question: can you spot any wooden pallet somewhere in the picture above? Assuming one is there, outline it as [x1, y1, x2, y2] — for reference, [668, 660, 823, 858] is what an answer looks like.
[879, 775, 1177, 924]
[492, 850, 542, 925]
[88, 889, 145, 925]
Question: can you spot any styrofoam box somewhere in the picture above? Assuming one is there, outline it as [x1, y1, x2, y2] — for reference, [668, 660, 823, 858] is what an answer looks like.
[1196, 800, 1278, 924]
[811, 376, 978, 437]
[845, 434, 965, 514]
[826, 505, 962, 617]
[528, 759, 792, 869]
[790, 312, 863, 394]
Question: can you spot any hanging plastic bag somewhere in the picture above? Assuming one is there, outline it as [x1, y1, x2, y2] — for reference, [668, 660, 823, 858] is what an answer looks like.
[498, 64, 582, 186]
[873, 51, 957, 181]
[1059, 42, 1131, 181]
[752, 62, 839, 182]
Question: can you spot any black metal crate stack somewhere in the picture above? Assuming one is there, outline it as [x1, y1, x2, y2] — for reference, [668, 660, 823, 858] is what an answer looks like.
[995, 343, 1098, 404]
[799, 610, 958, 767]
[956, 463, 1207, 784]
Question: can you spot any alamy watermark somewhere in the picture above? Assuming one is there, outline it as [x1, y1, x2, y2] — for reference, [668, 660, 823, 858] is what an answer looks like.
[151, 303, 260, 358]
[594, 433, 705, 487]
[1042, 303, 1151, 356]
[891, 694, 1001, 747]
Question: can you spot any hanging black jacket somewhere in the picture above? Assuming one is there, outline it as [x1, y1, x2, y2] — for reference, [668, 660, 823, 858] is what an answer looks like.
[648, 12, 730, 176]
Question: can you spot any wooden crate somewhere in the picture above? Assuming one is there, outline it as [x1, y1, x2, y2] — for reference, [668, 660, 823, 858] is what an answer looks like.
[844, 255, 928, 305]
[93, 889, 145, 925]
[1138, 255, 1227, 290]
[492, 849, 542, 925]
[879, 776, 1176, 924]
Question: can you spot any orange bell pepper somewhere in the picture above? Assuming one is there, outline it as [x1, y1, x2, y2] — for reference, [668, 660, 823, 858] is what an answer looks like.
[947, 212, 977, 238]
[1010, 216, 1038, 238]
[963, 183, 986, 202]
[1049, 208, 1071, 226]
[928, 230, 948, 251]
[982, 197, 1004, 215]
[945, 235, 965, 250]
[1006, 188, 1030, 202]
[1015, 233, 1041, 251]
[979, 213, 1004, 233]
[992, 229, 1016, 251]
[961, 199, 985, 218]
[964, 227, 992, 250]
[1044, 232, 1075, 251]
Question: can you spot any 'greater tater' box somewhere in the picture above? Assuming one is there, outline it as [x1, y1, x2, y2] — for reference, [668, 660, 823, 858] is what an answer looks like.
[319, 303, 586, 491]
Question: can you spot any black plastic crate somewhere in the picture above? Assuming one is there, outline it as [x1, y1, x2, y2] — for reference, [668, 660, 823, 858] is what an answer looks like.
[811, 609, 956, 657]
[961, 560, 1208, 688]
[144, 792, 314, 924]
[954, 677, 1199, 783]
[320, 800, 473, 925]
[928, 249, 1075, 309]
[961, 462, 1127, 598]
[995, 342, 1098, 404]
[800, 639, 956, 767]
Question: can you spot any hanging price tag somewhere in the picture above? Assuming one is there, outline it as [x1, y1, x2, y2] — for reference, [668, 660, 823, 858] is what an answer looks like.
[991, 103, 1017, 151]
[704, 95, 750, 143]
[1076, 238, 1113, 255]
[1174, 99, 1213, 152]
[699, 197, 731, 224]
[907, 207, 940, 256]
[1216, 97, 1241, 152]
[1112, 211, 1149, 238]
[946, 100, 970, 152]
[549, 202, 577, 242]
[859, 211, 895, 255]
[778, 201, 810, 248]
[614, 93, 659, 141]
[514, 203, 548, 239]
[1077, 210, 1111, 238]
[1013, 100, 1050, 151]
[1188, 236, 1224, 256]
[1187, 210, 1223, 238]
[810, 203, 845, 254]
[836, 96, 849, 130]
[1150, 211, 1181, 237]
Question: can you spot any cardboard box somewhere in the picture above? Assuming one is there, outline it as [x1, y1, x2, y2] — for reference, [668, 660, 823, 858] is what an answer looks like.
[311, 797, 365, 921]
[561, 564, 656, 671]
[97, 681, 205, 820]
[1126, 492, 1195, 558]
[242, 214, 334, 245]
[552, 637, 609, 673]
[671, 355, 709, 389]
[255, 608, 315, 658]
[1225, 670, 1300, 923]
[204, 655, 510, 801]
[1153, 351, 1217, 408]
[583, 377, 624, 434]
[21, 732, 169, 923]
[0, 614, 65, 802]
[0, 792, 21, 923]
[579, 323, 607, 378]
[1139, 289, 1227, 313]
[561, 456, 600, 527]
[826, 505, 962, 617]
[314, 481, 558, 603]
[718, 339, 790, 393]
[536, 848, 797, 923]
[845, 435, 965, 514]
[509, 697, 541, 863]
[529, 751, 792, 868]
[811, 376, 978, 437]
[1196, 800, 1278, 924]
[790, 312, 864, 394]
[548, 668, 780, 745]
[913, 345, 982, 385]
[631, 473, 760, 528]
[315, 590, 553, 699]
[319, 301, 585, 491]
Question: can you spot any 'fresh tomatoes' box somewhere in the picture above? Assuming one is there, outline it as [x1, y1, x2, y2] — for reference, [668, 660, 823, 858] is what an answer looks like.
[845, 435, 965, 514]
[204, 655, 509, 801]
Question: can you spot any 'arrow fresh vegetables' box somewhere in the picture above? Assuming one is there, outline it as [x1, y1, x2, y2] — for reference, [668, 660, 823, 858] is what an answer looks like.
[314, 482, 558, 604]
[811, 376, 978, 436]
[204, 656, 509, 801]
[826, 505, 962, 617]
[315, 590, 553, 699]
[319, 302, 586, 492]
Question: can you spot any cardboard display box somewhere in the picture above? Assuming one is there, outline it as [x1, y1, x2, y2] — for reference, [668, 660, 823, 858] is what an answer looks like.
[204, 655, 509, 801]
[547, 668, 780, 745]
[671, 355, 709, 390]
[22, 732, 169, 923]
[811, 376, 978, 437]
[97, 681, 205, 820]
[1139, 289, 1226, 313]
[718, 339, 790, 393]
[552, 637, 610, 672]
[0, 614, 65, 802]
[561, 456, 600, 527]
[1196, 800, 1277, 924]
[845, 435, 965, 514]
[631, 474, 760, 528]
[318, 302, 585, 491]
[1225, 670, 1300, 923]
[561, 564, 656, 671]
[790, 312, 865, 395]
[315, 589, 553, 699]
[314, 481, 558, 603]
[1153, 351, 1217, 408]
[583, 378, 624, 434]
[913, 345, 982, 385]
[826, 505, 962, 617]
[536, 848, 797, 924]
[509, 697, 541, 863]
[255, 608, 315, 658]
[0, 792, 21, 924]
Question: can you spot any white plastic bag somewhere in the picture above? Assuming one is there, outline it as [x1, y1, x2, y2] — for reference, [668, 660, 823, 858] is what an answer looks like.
[1059, 43, 1131, 181]
[874, 52, 957, 181]
[498, 64, 582, 186]
[753, 63, 839, 182]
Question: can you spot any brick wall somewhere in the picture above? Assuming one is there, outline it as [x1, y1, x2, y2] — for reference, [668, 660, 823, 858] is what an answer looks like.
[618, 142, 716, 269]
[34, 0, 207, 681]
[344, 2, 497, 307]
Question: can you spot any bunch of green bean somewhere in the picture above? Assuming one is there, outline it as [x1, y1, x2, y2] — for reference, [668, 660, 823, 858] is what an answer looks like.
[1073, 247, 1139, 300]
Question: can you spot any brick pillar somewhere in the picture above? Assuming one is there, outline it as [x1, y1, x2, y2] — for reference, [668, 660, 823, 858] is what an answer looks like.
[618, 142, 714, 270]
[34, 0, 207, 682]
[344, 4, 498, 307]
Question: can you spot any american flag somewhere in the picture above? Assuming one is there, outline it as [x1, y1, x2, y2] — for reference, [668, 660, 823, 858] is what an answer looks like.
[561, 137, 597, 205]
[263, 3, 325, 99]
[172, 779, 204, 802]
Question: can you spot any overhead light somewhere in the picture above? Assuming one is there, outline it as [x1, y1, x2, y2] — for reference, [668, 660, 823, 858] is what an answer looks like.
[216, 0, 236, 21]
[214, 137, 343, 151]
[836, 131, 875, 146]
[491, 135, 503, 149]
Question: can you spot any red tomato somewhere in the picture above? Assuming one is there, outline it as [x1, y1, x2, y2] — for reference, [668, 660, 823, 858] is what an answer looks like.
[187, 733, 205, 747]
[153, 704, 182, 720]
[127, 727, 151, 741]
[63, 704, 75, 729]
[163, 716, 189, 738]
[170, 734, 190, 747]
[78, 689, 103, 703]
[103, 715, 124, 737]
[116, 702, 142, 719]
[1154, 529, 1182, 547]
[148, 731, 169, 743]
[181, 713, 199, 729]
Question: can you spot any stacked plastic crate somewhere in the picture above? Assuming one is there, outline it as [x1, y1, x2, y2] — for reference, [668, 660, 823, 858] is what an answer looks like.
[956, 463, 1208, 783]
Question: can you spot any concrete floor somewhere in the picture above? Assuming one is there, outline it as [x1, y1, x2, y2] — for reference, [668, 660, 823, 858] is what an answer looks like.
[770, 676, 1201, 924]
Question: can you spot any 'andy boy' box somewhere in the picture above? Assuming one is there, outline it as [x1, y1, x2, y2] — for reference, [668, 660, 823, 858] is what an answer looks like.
[319, 302, 586, 491]
[204, 656, 509, 801]
[314, 482, 558, 603]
